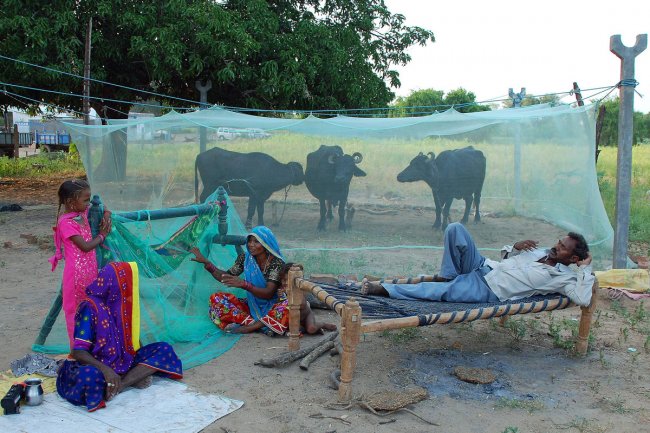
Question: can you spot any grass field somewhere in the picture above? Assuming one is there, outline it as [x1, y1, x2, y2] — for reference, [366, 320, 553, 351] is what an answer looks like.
[596, 146, 650, 246]
[1, 142, 649, 255]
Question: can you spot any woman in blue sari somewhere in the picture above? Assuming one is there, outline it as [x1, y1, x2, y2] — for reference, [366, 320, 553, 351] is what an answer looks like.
[56, 262, 183, 411]
[192, 226, 336, 336]
[191, 226, 289, 335]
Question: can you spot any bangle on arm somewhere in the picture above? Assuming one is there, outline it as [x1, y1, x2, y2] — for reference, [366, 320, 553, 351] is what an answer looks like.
[205, 263, 217, 274]
[97, 234, 105, 244]
[244, 281, 253, 291]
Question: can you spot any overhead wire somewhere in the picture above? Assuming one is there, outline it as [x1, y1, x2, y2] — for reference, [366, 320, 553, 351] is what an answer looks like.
[0, 77, 625, 119]
[0, 54, 205, 107]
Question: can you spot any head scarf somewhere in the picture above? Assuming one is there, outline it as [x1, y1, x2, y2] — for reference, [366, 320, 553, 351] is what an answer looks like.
[243, 226, 284, 321]
[77, 262, 141, 375]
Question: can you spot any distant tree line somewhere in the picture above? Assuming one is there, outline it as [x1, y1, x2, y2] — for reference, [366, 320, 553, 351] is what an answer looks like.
[598, 98, 650, 146]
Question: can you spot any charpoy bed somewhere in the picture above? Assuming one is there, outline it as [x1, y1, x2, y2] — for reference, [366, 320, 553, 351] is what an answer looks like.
[285, 267, 598, 401]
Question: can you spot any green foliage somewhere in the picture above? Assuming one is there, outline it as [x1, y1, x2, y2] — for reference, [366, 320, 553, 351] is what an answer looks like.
[548, 316, 578, 350]
[501, 93, 560, 108]
[596, 97, 650, 146]
[0, 0, 435, 116]
[597, 146, 650, 243]
[503, 317, 527, 343]
[391, 87, 490, 116]
[0, 153, 83, 177]
[609, 300, 648, 329]
[501, 428, 519, 433]
[597, 395, 633, 414]
[495, 397, 544, 413]
[379, 327, 420, 343]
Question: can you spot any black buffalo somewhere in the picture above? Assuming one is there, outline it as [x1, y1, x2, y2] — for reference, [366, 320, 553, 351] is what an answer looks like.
[305, 145, 366, 231]
[397, 146, 486, 230]
[195, 147, 304, 229]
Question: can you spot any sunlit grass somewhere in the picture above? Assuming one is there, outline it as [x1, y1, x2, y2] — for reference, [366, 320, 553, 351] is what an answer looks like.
[597, 146, 650, 244]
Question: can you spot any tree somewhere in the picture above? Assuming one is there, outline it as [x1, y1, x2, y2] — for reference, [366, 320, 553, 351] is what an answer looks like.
[0, 0, 435, 117]
[501, 93, 560, 108]
[390, 87, 490, 117]
[592, 97, 650, 147]
[0, 0, 434, 177]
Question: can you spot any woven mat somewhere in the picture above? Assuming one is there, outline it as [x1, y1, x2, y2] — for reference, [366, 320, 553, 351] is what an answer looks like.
[313, 281, 570, 320]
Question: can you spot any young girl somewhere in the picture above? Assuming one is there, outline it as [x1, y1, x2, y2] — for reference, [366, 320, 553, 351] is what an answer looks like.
[49, 179, 111, 347]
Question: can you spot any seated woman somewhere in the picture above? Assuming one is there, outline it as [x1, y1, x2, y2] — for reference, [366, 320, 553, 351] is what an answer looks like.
[191, 226, 335, 336]
[56, 262, 183, 411]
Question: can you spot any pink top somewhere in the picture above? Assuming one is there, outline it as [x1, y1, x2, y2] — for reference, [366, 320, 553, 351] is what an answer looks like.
[50, 210, 99, 345]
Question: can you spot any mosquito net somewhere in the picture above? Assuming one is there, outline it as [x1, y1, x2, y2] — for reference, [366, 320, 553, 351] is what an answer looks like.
[34, 103, 613, 366]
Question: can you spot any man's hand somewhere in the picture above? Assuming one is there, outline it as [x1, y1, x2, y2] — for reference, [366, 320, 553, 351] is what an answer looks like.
[513, 240, 539, 251]
[577, 253, 592, 266]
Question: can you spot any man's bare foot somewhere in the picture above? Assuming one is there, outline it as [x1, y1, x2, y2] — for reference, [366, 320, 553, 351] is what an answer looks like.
[320, 323, 337, 332]
[361, 278, 389, 296]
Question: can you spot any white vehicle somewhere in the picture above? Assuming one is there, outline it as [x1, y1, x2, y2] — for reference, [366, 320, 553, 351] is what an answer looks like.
[244, 128, 271, 139]
[215, 127, 242, 140]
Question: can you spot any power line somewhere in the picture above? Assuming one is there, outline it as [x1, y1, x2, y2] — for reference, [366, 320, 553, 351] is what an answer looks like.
[0, 53, 204, 107]
[1, 88, 99, 118]
[0, 81, 196, 111]
[0, 79, 621, 119]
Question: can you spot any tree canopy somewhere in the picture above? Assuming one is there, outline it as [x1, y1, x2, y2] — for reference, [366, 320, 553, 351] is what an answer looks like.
[598, 97, 650, 146]
[390, 87, 491, 117]
[0, 0, 435, 119]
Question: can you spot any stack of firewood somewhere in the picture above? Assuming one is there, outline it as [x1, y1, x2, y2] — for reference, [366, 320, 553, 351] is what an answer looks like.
[254, 331, 341, 371]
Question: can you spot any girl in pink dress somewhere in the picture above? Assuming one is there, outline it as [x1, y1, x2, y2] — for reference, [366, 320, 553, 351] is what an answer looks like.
[49, 179, 112, 348]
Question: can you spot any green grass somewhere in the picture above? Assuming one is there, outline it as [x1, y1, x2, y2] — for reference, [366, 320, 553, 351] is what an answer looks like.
[597, 146, 650, 245]
[0, 152, 83, 178]
[2, 136, 649, 255]
[495, 397, 545, 413]
[379, 327, 421, 343]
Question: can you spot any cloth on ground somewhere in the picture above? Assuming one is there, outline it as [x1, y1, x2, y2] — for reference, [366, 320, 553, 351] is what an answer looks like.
[0, 377, 243, 431]
[11, 353, 61, 377]
[595, 269, 649, 293]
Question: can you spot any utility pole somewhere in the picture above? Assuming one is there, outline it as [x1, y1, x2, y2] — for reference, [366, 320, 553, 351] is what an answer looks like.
[508, 87, 526, 108]
[195, 80, 212, 154]
[83, 18, 93, 126]
[509, 87, 526, 212]
[83, 17, 93, 179]
[610, 34, 647, 268]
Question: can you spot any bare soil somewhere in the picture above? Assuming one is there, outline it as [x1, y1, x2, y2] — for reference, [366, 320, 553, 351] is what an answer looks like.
[1, 179, 649, 433]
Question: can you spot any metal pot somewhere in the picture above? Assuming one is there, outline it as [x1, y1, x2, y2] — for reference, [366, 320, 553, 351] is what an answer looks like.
[23, 378, 43, 406]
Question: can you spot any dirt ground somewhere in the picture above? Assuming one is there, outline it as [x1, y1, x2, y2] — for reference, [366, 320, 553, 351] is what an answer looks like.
[1, 179, 649, 433]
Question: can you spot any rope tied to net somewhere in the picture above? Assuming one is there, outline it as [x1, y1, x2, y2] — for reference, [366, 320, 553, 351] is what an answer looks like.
[617, 79, 643, 98]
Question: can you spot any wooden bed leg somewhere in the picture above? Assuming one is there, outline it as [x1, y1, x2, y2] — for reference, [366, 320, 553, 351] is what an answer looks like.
[338, 297, 362, 402]
[576, 279, 598, 355]
[287, 265, 304, 352]
[499, 315, 509, 326]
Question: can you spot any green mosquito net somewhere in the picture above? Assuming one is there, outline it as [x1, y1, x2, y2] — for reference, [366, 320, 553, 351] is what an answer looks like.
[34, 103, 614, 366]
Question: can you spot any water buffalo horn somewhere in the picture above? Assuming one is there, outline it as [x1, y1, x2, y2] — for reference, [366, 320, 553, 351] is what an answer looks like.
[352, 152, 363, 164]
[427, 152, 435, 160]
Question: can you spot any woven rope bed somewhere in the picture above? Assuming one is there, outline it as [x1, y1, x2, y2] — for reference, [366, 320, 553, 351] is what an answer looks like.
[285, 268, 598, 401]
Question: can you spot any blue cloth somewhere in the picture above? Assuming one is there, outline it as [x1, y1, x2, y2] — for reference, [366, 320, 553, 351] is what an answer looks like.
[56, 342, 181, 411]
[243, 226, 284, 320]
[384, 223, 500, 303]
